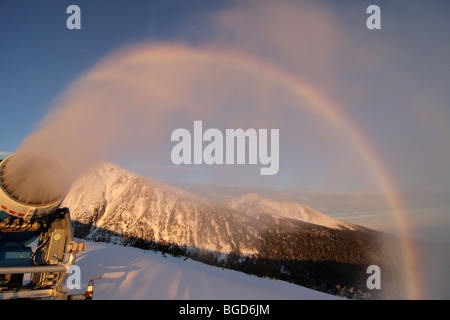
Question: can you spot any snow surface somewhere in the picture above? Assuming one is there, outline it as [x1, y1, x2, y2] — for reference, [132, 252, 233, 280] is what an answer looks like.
[66, 240, 342, 300]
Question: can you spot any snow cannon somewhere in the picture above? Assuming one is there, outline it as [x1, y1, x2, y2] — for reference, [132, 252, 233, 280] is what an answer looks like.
[0, 153, 86, 300]
[0, 153, 65, 221]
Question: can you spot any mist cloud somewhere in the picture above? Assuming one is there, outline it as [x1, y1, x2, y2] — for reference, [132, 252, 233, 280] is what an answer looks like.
[7, 0, 450, 210]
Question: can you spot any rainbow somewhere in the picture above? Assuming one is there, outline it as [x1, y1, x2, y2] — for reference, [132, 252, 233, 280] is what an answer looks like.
[87, 43, 424, 298]
[234, 53, 424, 299]
[224, 48, 423, 299]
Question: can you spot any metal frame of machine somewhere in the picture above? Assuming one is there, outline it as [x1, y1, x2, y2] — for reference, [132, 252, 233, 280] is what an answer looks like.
[0, 153, 87, 300]
[0, 208, 86, 299]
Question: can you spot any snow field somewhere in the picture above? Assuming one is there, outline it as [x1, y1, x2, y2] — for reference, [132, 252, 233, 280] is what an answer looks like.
[67, 240, 342, 300]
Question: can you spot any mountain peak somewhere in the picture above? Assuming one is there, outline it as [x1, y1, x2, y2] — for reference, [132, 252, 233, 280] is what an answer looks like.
[226, 193, 356, 230]
[62, 162, 259, 254]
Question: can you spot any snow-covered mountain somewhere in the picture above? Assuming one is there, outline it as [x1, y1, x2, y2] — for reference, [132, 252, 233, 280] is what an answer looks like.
[62, 163, 262, 255]
[62, 163, 357, 255]
[225, 193, 357, 230]
[62, 162, 407, 299]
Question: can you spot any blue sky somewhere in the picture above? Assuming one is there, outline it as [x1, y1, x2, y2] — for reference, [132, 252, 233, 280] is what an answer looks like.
[1, 0, 449, 200]
[0, 0, 163, 148]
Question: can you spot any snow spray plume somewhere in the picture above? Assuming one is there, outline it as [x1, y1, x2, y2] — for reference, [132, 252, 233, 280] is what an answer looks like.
[5, 44, 303, 205]
[5, 1, 344, 209]
[4, 1, 351, 206]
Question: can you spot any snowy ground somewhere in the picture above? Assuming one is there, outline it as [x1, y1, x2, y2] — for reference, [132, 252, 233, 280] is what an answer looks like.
[65, 240, 342, 300]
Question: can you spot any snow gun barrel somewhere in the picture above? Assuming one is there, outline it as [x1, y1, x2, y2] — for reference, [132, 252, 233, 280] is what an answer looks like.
[0, 154, 65, 221]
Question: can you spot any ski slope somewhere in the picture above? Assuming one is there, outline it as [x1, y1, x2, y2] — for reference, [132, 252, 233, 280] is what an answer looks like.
[67, 241, 341, 300]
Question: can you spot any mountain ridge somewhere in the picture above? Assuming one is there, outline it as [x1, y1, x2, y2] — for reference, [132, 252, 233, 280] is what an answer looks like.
[62, 162, 407, 299]
[62, 162, 360, 254]
[225, 193, 358, 231]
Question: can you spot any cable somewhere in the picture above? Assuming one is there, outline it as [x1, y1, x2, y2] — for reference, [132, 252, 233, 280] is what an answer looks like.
[31, 237, 50, 266]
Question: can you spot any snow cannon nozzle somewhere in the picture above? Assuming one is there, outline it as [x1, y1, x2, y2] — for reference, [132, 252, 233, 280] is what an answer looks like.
[0, 153, 67, 221]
